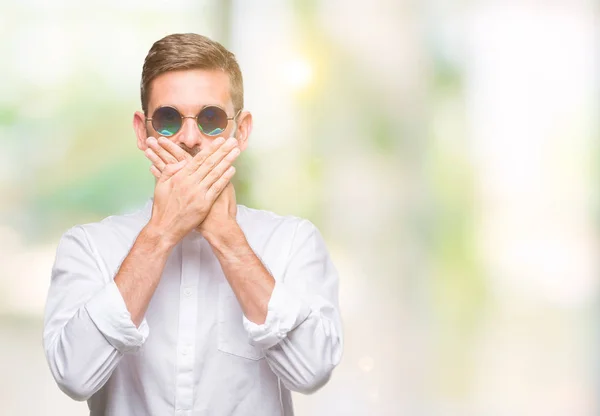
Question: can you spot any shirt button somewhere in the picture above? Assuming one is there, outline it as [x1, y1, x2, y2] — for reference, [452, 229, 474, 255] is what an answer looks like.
[183, 288, 192, 297]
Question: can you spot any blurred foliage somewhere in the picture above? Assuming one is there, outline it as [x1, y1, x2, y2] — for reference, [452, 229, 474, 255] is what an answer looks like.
[289, 0, 488, 398]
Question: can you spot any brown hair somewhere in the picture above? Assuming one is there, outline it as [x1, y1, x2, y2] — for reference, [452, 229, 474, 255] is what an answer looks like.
[140, 33, 243, 114]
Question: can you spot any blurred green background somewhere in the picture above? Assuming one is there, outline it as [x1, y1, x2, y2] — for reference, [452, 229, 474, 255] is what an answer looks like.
[0, 0, 598, 415]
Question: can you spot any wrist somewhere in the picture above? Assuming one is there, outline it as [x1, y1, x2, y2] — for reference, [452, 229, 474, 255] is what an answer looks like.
[140, 222, 178, 254]
[202, 219, 244, 248]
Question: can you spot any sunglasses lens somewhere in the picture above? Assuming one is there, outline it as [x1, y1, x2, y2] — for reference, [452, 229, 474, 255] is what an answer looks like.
[198, 106, 228, 136]
[152, 107, 181, 136]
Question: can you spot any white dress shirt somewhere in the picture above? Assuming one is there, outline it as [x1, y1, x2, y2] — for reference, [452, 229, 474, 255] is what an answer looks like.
[43, 198, 343, 416]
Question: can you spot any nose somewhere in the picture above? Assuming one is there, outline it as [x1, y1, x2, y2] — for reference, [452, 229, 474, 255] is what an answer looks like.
[174, 117, 203, 151]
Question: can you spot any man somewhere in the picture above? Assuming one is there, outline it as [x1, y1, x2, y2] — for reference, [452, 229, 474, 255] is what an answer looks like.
[43, 33, 343, 415]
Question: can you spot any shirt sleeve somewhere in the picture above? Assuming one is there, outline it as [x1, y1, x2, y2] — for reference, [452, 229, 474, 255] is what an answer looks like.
[242, 280, 311, 349]
[85, 280, 149, 352]
[43, 226, 149, 401]
[242, 220, 344, 394]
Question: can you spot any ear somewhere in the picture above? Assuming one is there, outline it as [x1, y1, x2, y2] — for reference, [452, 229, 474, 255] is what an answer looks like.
[133, 110, 150, 151]
[235, 111, 253, 152]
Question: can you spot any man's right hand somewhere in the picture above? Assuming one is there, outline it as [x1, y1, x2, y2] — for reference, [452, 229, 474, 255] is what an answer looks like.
[146, 136, 240, 247]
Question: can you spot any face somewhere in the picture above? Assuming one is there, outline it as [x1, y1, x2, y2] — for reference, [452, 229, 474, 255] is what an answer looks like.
[134, 69, 252, 157]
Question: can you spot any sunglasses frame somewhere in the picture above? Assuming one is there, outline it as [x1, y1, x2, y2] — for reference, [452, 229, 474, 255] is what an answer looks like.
[146, 105, 242, 137]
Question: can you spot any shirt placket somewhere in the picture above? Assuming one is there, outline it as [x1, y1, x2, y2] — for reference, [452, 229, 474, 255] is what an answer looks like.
[175, 233, 202, 414]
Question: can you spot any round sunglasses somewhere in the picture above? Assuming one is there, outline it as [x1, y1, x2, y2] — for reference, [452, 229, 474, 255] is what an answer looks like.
[146, 105, 241, 137]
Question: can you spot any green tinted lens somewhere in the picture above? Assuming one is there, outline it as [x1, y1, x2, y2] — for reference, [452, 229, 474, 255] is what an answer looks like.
[153, 107, 181, 136]
[197, 106, 228, 136]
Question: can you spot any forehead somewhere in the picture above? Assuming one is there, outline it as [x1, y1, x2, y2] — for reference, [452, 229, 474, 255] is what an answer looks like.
[148, 69, 232, 113]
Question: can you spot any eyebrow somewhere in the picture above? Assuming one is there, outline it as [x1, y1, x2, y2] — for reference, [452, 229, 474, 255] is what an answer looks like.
[152, 103, 230, 114]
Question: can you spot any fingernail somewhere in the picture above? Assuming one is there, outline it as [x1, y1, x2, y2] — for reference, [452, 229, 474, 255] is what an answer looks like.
[146, 137, 157, 145]
[215, 137, 225, 145]
[226, 137, 237, 146]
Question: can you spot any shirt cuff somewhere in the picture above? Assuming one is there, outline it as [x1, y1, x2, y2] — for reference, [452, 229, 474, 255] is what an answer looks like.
[85, 280, 149, 354]
[242, 281, 311, 350]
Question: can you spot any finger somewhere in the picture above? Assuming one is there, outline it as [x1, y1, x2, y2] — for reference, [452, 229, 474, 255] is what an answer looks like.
[199, 146, 240, 189]
[144, 148, 166, 171]
[158, 160, 187, 182]
[205, 166, 236, 201]
[189, 138, 239, 182]
[147, 137, 178, 165]
[181, 136, 229, 176]
[150, 165, 161, 179]
[157, 136, 192, 163]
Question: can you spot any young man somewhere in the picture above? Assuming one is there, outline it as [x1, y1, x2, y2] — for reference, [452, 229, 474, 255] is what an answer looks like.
[43, 33, 343, 415]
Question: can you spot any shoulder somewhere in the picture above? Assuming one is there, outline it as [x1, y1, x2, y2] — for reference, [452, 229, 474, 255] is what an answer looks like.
[59, 199, 152, 251]
[236, 204, 318, 240]
[236, 205, 326, 270]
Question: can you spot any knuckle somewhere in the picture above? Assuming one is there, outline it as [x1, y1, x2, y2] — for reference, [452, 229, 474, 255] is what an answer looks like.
[207, 167, 219, 179]
[205, 158, 216, 169]
[214, 176, 226, 188]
